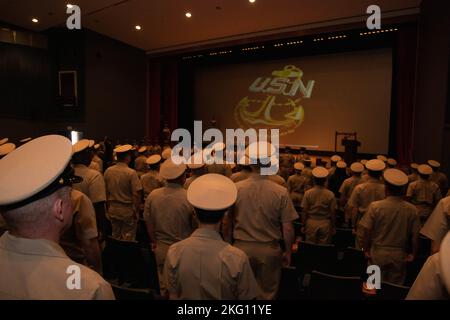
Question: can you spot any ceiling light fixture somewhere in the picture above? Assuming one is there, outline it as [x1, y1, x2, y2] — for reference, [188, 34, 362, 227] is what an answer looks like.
[135, 25, 142, 30]
[32, 18, 39, 23]
[249, 0, 256, 3]
[185, 12, 192, 18]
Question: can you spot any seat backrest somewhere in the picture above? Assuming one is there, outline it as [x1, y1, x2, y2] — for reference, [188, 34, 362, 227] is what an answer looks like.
[375, 281, 411, 300]
[295, 241, 338, 275]
[309, 270, 363, 300]
[338, 247, 367, 278]
[333, 228, 355, 250]
[111, 284, 155, 300]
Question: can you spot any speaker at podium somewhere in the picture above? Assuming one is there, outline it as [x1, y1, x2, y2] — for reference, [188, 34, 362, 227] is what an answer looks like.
[335, 132, 360, 164]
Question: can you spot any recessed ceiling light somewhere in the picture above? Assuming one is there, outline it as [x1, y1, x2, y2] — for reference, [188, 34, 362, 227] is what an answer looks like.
[185, 12, 192, 18]
[249, 0, 256, 3]
[32, 18, 39, 23]
[135, 25, 142, 30]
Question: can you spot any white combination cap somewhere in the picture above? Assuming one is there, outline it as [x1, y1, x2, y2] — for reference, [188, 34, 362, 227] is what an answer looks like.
[162, 148, 172, 160]
[0, 135, 81, 209]
[187, 174, 237, 211]
[418, 164, 433, 176]
[366, 159, 386, 172]
[94, 144, 100, 150]
[383, 168, 408, 186]
[72, 139, 90, 154]
[350, 162, 364, 173]
[387, 158, 397, 166]
[88, 140, 95, 148]
[294, 162, 304, 171]
[377, 155, 388, 162]
[138, 146, 147, 153]
[331, 155, 342, 163]
[410, 163, 419, 170]
[428, 160, 440, 168]
[114, 144, 133, 153]
[337, 161, 347, 169]
[0, 143, 16, 156]
[312, 166, 329, 178]
[440, 232, 450, 294]
[160, 158, 186, 180]
[245, 141, 276, 161]
[146, 154, 161, 165]
[187, 153, 205, 169]
[0, 138, 8, 146]
[20, 137, 32, 143]
[360, 159, 368, 165]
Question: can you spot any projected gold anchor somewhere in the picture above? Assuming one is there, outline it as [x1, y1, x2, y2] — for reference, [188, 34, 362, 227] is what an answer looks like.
[235, 65, 314, 136]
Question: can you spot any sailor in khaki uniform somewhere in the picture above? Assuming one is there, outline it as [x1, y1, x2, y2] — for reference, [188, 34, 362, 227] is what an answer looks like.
[0, 135, 114, 300]
[206, 143, 232, 177]
[104, 145, 142, 241]
[406, 164, 442, 224]
[231, 156, 252, 183]
[140, 154, 165, 200]
[428, 160, 449, 197]
[339, 162, 364, 227]
[301, 158, 314, 188]
[348, 159, 386, 248]
[287, 162, 308, 208]
[164, 174, 259, 300]
[359, 169, 421, 285]
[279, 147, 295, 181]
[60, 189, 102, 274]
[387, 158, 397, 169]
[134, 146, 149, 178]
[420, 195, 450, 253]
[328, 155, 342, 178]
[408, 163, 419, 183]
[144, 158, 196, 296]
[301, 167, 337, 244]
[89, 143, 104, 173]
[406, 231, 450, 300]
[184, 153, 206, 189]
[227, 142, 298, 300]
[72, 139, 109, 240]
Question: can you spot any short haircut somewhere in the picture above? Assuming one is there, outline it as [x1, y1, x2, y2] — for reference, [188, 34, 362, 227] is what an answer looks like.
[313, 177, 326, 186]
[117, 151, 130, 161]
[196, 208, 226, 224]
[368, 170, 382, 179]
[72, 150, 92, 166]
[419, 173, 430, 180]
[385, 182, 405, 197]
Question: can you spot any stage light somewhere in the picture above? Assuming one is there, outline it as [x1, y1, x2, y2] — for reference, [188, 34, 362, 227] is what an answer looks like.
[32, 18, 39, 23]
[135, 25, 142, 30]
[185, 12, 192, 18]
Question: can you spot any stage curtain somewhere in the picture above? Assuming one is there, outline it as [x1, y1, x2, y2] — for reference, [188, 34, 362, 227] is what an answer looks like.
[393, 24, 419, 164]
[146, 58, 178, 143]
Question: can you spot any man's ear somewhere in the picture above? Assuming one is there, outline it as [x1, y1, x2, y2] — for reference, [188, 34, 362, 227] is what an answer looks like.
[52, 197, 64, 222]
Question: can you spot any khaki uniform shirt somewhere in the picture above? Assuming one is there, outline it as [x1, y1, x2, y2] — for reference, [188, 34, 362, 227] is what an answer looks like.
[301, 186, 337, 219]
[233, 174, 298, 242]
[301, 167, 313, 188]
[339, 175, 362, 206]
[164, 228, 258, 300]
[421, 196, 450, 243]
[73, 164, 107, 204]
[431, 171, 449, 195]
[268, 174, 287, 188]
[141, 170, 165, 199]
[408, 172, 418, 184]
[104, 162, 142, 205]
[287, 174, 308, 195]
[89, 161, 101, 173]
[348, 178, 385, 214]
[143, 183, 196, 246]
[60, 190, 98, 261]
[92, 154, 103, 173]
[359, 197, 420, 250]
[406, 252, 450, 300]
[406, 178, 442, 217]
[0, 232, 114, 300]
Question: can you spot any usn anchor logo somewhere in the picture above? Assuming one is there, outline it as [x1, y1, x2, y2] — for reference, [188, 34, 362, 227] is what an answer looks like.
[234, 65, 315, 136]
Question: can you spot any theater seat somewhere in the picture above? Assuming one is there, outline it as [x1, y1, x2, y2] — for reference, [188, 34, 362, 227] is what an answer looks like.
[333, 228, 355, 250]
[337, 247, 367, 278]
[373, 281, 411, 300]
[309, 271, 363, 300]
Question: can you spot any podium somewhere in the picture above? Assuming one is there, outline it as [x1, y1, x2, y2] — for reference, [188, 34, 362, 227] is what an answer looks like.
[335, 132, 360, 164]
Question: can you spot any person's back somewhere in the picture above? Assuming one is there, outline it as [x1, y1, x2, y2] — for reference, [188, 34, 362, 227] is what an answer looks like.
[165, 229, 256, 300]
[0, 232, 113, 300]
[407, 178, 441, 222]
[145, 185, 195, 245]
[104, 163, 138, 204]
[287, 174, 308, 207]
[73, 164, 106, 204]
[141, 170, 164, 199]
[349, 177, 385, 214]
[303, 186, 336, 219]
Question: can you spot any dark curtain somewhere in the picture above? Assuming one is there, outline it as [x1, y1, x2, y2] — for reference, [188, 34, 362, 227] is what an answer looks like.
[392, 24, 419, 164]
[146, 58, 178, 144]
